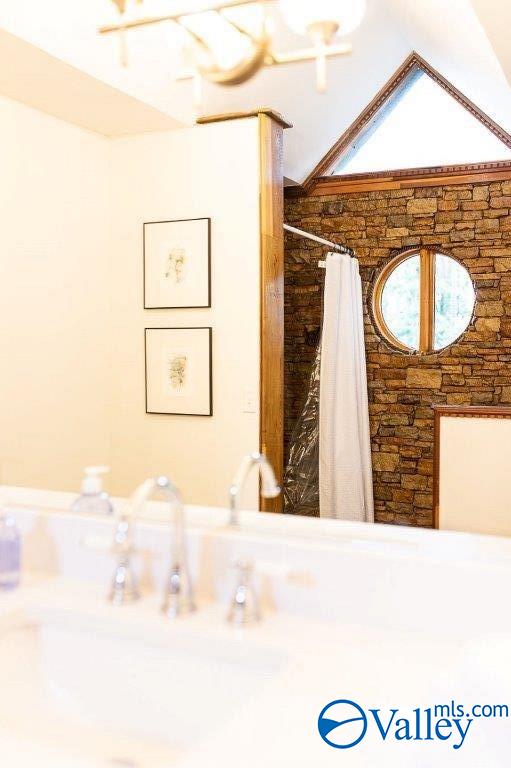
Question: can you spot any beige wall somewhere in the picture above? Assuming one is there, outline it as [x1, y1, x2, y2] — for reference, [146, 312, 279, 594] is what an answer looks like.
[0, 94, 112, 492]
[0, 102, 261, 508]
[439, 416, 511, 536]
[108, 120, 261, 507]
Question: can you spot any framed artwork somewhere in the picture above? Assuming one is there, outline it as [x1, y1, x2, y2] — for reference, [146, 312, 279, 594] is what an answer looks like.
[145, 327, 213, 416]
[144, 218, 211, 309]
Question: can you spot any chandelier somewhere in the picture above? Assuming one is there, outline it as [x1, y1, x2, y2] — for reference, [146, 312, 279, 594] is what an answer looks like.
[100, 0, 366, 101]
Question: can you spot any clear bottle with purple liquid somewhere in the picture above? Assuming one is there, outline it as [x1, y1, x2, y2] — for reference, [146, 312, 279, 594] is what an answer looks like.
[0, 515, 21, 591]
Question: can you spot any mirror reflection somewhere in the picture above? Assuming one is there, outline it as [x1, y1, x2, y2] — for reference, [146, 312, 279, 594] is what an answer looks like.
[2, 4, 511, 542]
[3, 5, 511, 767]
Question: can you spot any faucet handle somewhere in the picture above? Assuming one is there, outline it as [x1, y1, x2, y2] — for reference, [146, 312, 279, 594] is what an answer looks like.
[162, 562, 196, 619]
[108, 515, 140, 606]
[109, 555, 140, 606]
[227, 559, 260, 626]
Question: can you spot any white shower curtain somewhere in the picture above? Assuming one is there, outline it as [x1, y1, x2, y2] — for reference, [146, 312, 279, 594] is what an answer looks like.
[319, 252, 374, 521]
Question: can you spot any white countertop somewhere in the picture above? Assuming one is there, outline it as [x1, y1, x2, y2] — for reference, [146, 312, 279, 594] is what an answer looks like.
[1, 487, 511, 767]
[1, 575, 509, 768]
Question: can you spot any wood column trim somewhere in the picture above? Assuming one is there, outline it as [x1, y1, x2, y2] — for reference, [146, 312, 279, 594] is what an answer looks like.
[197, 108, 292, 130]
[259, 112, 285, 512]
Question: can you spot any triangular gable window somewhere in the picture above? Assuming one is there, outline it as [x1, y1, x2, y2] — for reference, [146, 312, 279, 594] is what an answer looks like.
[334, 72, 511, 175]
[306, 53, 511, 188]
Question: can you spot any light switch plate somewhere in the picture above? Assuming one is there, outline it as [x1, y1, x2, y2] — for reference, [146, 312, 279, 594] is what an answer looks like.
[243, 388, 257, 413]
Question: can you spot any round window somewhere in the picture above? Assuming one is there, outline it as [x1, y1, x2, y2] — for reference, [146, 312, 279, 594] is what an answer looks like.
[372, 249, 475, 353]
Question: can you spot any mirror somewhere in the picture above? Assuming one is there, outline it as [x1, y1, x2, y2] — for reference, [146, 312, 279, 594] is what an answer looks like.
[2, 48, 510, 539]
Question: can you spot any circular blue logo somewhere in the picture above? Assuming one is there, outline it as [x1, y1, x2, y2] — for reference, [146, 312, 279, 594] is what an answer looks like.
[318, 699, 368, 749]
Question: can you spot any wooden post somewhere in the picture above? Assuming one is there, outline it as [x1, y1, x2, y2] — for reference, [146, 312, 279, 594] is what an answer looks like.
[258, 112, 289, 512]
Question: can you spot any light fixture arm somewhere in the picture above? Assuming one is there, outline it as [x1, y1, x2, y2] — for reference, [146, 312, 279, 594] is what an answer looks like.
[101, 0, 362, 93]
[217, 9, 256, 40]
[102, 0, 274, 34]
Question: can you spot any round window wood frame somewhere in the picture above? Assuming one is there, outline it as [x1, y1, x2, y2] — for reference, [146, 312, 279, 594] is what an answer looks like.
[371, 247, 474, 354]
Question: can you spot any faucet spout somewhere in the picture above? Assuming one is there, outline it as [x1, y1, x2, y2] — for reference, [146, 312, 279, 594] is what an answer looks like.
[133, 475, 196, 618]
[229, 452, 281, 525]
[109, 475, 195, 617]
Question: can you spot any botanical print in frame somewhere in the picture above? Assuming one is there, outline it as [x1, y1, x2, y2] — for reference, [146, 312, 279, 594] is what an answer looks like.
[144, 218, 211, 309]
[145, 327, 213, 416]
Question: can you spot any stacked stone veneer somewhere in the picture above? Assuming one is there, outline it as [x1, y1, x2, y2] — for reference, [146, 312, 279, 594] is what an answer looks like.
[284, 179, 511, 527]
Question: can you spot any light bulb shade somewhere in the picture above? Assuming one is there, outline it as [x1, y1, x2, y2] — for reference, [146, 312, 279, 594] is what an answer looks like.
[279, 0, 366, 37]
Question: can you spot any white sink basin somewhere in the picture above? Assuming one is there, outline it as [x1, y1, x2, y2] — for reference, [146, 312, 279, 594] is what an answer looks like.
[0, 601, 286, 767]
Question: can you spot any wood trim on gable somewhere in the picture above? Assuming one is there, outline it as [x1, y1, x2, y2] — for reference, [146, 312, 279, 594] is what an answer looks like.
[301, 52, 511, 195]
[286, 160, 511, 198]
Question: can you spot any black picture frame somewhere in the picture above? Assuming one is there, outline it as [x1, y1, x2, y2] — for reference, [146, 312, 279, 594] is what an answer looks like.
[145, 327, 213, 416]
[143, 218, 211, 309]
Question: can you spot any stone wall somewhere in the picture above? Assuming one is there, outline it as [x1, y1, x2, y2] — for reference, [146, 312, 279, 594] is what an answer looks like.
[284, 179, 511, 527]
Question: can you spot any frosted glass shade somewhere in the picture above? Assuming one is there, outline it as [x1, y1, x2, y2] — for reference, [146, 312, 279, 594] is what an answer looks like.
[279, 0, 366, 36]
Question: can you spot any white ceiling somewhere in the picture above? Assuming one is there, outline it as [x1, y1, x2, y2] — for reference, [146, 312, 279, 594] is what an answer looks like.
[0, 0, 509, 181]
[471, 0, 511, 93]
[0, 27, 179, 136]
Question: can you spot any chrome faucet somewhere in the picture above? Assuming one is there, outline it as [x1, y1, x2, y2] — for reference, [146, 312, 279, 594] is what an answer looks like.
[109, 509, 140, 606]
[109, 475, 196, 618]
[227, 559, 260, 625]
[227, 453, 281, 625]
[228, 452, 281, 526]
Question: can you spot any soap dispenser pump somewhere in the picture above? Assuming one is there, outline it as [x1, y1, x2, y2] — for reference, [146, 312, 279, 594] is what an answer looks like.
[72, 466, 114, 516]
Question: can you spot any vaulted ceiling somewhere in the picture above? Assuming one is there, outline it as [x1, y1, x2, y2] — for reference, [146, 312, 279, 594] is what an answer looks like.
[0, 0, 509, 182]
[471, 0, 511, 94]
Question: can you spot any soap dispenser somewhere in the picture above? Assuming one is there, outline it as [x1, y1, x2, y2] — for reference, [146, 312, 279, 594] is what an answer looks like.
[72, 466, 114, 515]
[0, 514, 21, 591]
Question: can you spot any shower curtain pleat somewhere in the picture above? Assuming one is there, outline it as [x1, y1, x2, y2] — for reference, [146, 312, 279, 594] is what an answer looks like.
[319, 253, 374, 521]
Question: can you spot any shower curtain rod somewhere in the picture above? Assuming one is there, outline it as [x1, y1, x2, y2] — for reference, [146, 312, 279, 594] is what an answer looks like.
[283, 223, 355, 260]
